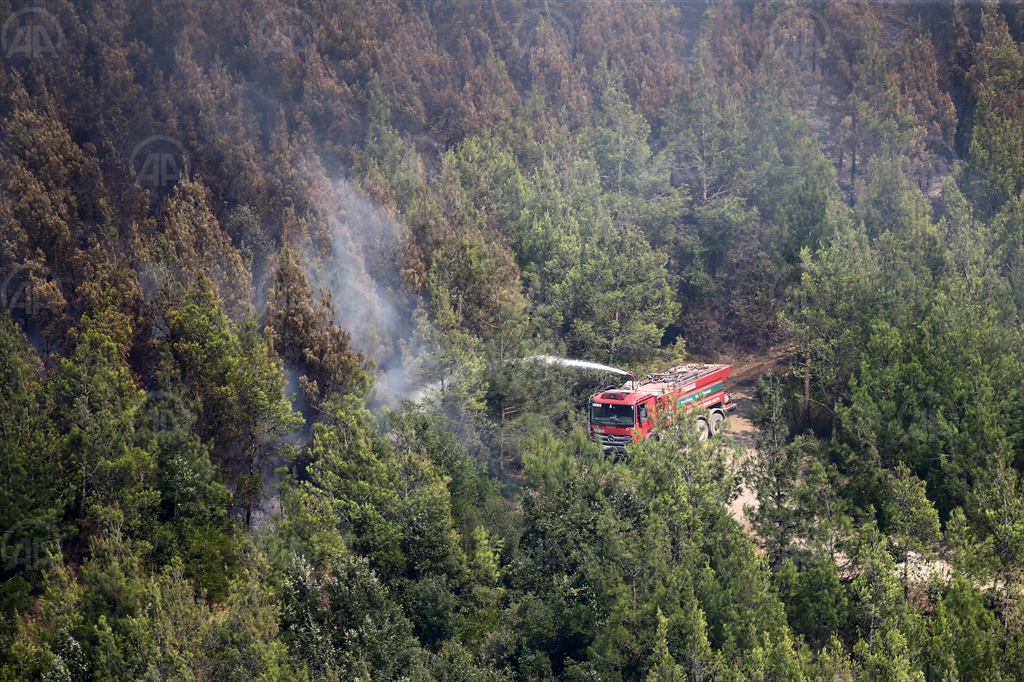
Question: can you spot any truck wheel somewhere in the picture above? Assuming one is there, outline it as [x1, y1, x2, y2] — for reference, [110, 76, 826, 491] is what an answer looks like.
[710, 411, 725, 436]
[696, 417, 709, 441]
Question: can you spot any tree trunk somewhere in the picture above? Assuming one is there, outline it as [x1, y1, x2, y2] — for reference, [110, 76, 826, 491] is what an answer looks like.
[803, 351, 811, 432]
[849, 113, 857, 206]
[81, 464, 87, 518]
[1004, 577, 1012, 653]
[499, 402, 506, 479]
[831, 378, 839, 441]
[903, 549, 910, 603]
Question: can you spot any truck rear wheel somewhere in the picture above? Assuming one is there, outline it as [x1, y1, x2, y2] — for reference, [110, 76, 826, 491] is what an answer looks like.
[710, 411, 725, 436]
[696, 417, 709, 441]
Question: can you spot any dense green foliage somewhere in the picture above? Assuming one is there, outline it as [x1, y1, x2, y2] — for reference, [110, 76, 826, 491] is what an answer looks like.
[2, 0, 1024, 679]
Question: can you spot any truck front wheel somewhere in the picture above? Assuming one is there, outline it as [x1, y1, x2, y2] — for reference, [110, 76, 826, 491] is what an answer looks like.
[710, 411, 725, 436]
[696, 417, 709, 441]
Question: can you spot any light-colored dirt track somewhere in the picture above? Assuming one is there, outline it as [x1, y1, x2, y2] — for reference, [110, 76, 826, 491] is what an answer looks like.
[721, 350, 790, 530]
[726, 392, 757, 530]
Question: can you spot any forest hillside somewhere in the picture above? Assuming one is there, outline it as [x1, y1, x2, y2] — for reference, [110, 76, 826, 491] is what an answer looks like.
[2, 0, 1024, 680]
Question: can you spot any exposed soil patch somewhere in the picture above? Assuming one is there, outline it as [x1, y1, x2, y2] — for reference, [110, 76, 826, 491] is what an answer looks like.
[727, 348, 793, 392]
[726, 393, 758, 531]
[720, 349, 793, 530]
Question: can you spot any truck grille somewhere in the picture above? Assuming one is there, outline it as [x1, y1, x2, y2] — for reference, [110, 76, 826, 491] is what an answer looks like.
[598, 433, 633, 454]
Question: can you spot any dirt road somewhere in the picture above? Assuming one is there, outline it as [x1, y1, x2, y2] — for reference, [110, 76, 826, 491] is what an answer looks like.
[722, 350, 790, 530]
[726, 391, 757, 530]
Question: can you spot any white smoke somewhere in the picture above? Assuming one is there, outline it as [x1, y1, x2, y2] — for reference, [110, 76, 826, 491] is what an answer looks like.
[295, 169, 423, 408]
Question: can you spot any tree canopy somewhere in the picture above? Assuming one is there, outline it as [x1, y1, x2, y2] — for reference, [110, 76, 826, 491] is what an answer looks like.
[2, 1, 1024, 680]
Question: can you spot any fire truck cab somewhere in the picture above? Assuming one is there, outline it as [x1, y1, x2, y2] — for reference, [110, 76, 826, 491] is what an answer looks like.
[589, 363, 736, 455]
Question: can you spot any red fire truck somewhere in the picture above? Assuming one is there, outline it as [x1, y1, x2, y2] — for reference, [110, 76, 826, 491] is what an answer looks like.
[589, 363, 736, 455]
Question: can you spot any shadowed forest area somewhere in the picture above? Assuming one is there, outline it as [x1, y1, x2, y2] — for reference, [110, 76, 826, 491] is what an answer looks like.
[1, 0, 1024, 679]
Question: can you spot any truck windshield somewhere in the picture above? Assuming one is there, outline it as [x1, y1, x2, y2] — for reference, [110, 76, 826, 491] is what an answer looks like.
[591, 402, 635, 427]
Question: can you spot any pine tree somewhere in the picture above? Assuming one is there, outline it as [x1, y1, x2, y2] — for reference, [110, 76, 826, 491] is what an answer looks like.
[0, 312, 60, 598]
[746, 371, 801, 569]
[786, 224, 877, 440]
[50, 312, 156, 530]
[644, 609, 683, 682]
[963, 7, 1024, 219]
[972, 458, 1024, 648]
[885, 464, 940, 602]
[265, 248, 370, 411]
